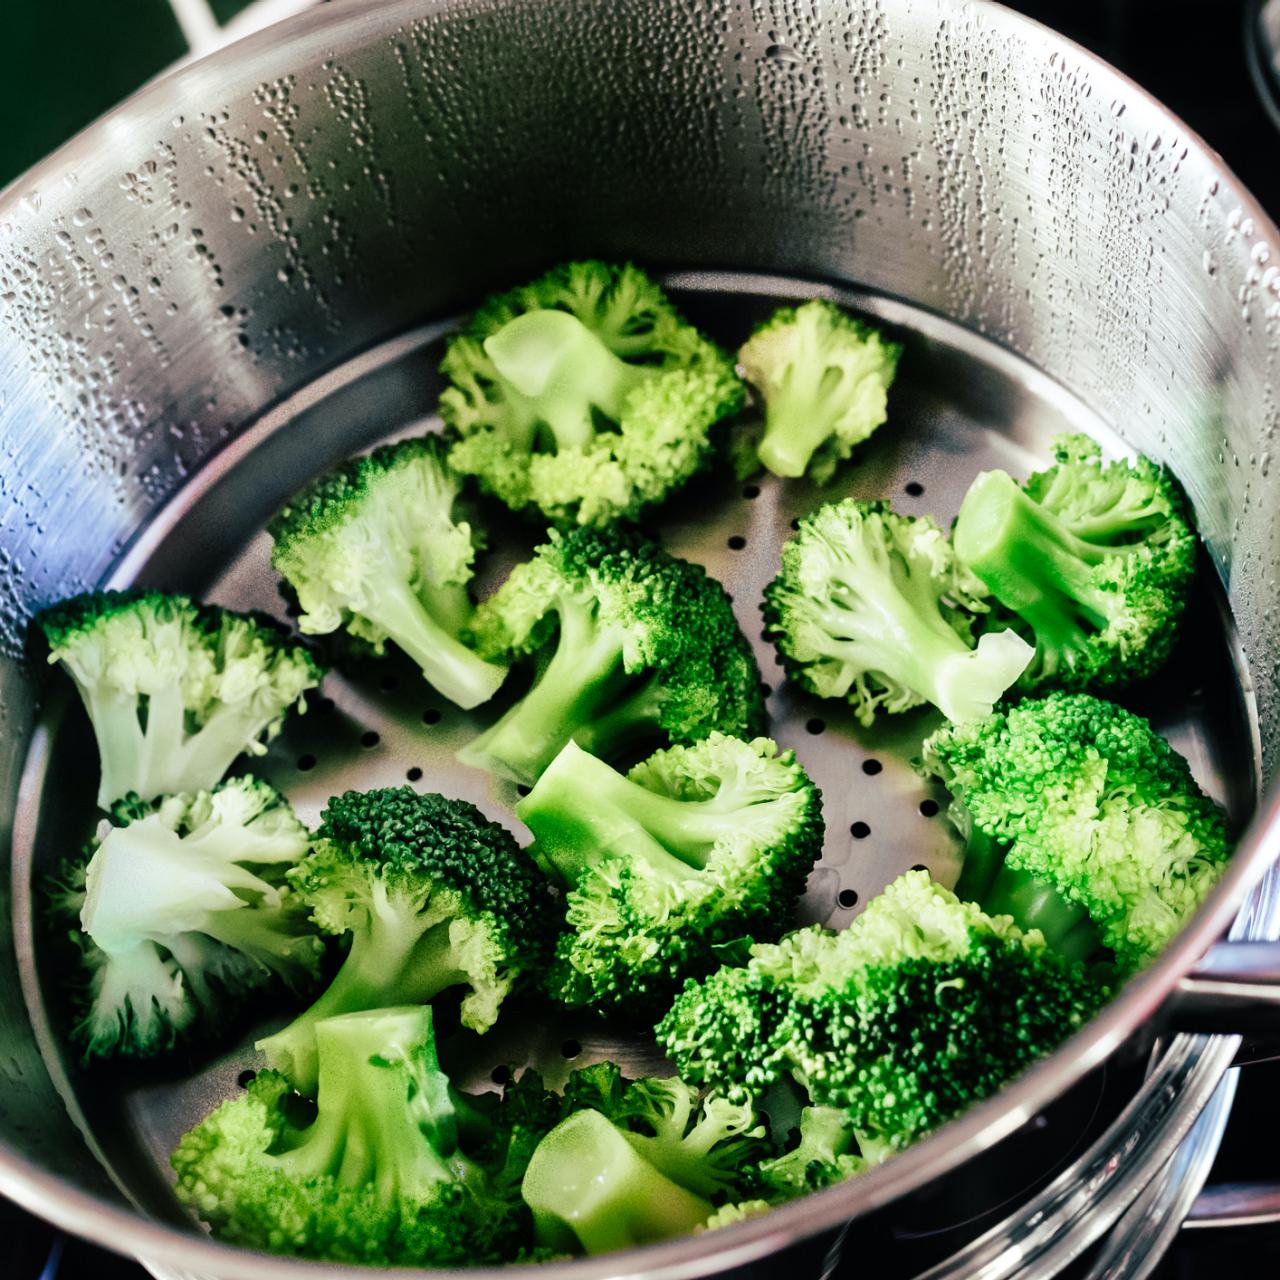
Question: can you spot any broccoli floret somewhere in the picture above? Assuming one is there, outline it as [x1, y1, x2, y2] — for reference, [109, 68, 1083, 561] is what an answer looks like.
[458, 526, 766, 786]
[699, 1200, 773, 1231]
[763, 500, 1033, 726]
[53, 777, 322, 1061]
[737, 299, 902, 481]
[521, 1109, 716, 1255]
[921, 692, 1232, 970]
[174, 1006, 524, 1265]
[758, 1106, 880, 1198]
[256, 788, 554, 1094]
[518, 734, 822, 1010]
[268, 435, 507, 711]
[38, 590, 321, 807]
[441, 261, 745, 527]
[953, 435, 1197, 690]
[658, 871, 1103, 1151]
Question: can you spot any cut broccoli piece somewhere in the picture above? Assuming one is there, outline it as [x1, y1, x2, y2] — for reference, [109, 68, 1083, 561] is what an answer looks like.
[758, 1106, 878, 1198]
[658, 870, 1103, 1151]
[518, 733, 822, 1011]
[38, 590, 321, 807]
[521, 1109, 715, 1255]
[174, 1006, 525, 1265]
[53, 777, 321, 1061]
[921, 692, 1232, 970]
[441, 261, 745, 527]
[953, 435, 1197, 691]
[763, 499, 1033, 726]
[458, 526, 766, 786]
[256, 788, 555, 1094]
[699, 1200, 773, 1231]
[737, 299, 902, 481]
[269, 434, 507, 711]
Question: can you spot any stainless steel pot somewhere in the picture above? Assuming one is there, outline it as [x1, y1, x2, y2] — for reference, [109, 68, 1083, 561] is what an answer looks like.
[2, 1, 1280, 1277]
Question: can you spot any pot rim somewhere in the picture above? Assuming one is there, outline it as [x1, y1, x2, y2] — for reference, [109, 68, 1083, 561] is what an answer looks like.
[1, 0, 1277, 1276]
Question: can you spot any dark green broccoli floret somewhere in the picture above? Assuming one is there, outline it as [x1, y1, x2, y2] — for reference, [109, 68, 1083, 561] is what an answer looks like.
[51, 777, 322, 1062]
[758, 1106, 886, 1199]
[441, 261, 745, 527]
[256, 788, 554, 1094]
[458, 526, 766, 786]
[269, 435, 507, 711]
[518, 734, 822, 1011]
[921, 692, 1232, 970]
[763, 500, 1032, 726]
[737, 299, 902, 482]
[174, 1006, 525, 1265]
[38, 590, 321, 807]
[658, 870, 1103, 1152]
[953, 435, 1197, 690]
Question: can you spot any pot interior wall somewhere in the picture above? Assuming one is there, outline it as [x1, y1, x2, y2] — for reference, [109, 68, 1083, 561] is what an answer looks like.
[0, 0, 1275, 1249]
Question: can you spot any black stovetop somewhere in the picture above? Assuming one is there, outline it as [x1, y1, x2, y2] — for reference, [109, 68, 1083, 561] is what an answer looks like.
[7, 1, 1280, 1276]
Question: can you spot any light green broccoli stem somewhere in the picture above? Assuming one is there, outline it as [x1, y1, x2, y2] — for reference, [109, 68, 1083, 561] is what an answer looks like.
[272, 1007, 459, 1199]
[568, 676, 665, 760]
[257, 904, 469, 1096]
[458, 597, 642, 786]
[521, 1109, 713, 1255]
[955, 470, 1128, 666]
[757, 360, 859, 479]
[483, 310, 654, 452]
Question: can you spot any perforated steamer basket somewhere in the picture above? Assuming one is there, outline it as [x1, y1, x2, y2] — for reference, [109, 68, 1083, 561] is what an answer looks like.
[3, 1, 1280, 1278]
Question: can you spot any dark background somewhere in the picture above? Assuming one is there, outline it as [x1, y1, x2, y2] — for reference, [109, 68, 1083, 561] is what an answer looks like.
[2, 0, 1278, 1276]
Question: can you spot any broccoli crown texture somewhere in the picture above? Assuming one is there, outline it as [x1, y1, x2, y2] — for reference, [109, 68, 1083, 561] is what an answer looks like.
[440, 261, 745, 527]
[658, 870, 1103, 1150]
[174, 1006, 524, 1266]
[256, 788, 554, 1093]
[517, 733, 822, 1011]
[921, 692, 1231, 970]
[458, 526, 766, 786]
[39, 590, 321, 807]
[268, 435, 507, 710]
[954, 434, 1197, 691]
[758, 1106, 877, 1199]
[763, 499, 1032, 727]
[737, 299, 902, 482]
[54, 777, 321, 1061]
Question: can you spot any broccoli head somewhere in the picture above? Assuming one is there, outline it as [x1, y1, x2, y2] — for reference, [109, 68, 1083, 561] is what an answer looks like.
[921, 692, 1232, 971]
[737, 299, 902, 482]
[53, 777, 322, 1061]
[441, 261, 745, 527]
[518, 733, 822, 1011]
[953, 434, 1197, 691]
[458, 526, 766, 786]
[39, 590, 321, 807]
[174, 1006, 524, 1265]
[763, 500, 1033, 726]
[256, 788, 555, 1094]
[269, 434, 507, 710]
[658, 870, 1103, 1152]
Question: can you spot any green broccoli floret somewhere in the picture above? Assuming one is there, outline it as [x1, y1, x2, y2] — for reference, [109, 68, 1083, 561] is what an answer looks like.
[763, 500, 1033, 727]
[268, 435, 507, 711]
[174, 1006, 525, 1265]
[52, 777, 322, 1061]
[458, 526, 766, 786]
[517, 734, 822, 1011]
[441, 261, 745, 527]
[758, 1106, 883, 1198]
[920, 692, 1232, 970]
[256, 788, 554, 1094]
[737, 299, 902, 481]
[658, 870, 1103, 1151]
[953, 435, 1197, 690]
[699, 1200, 773, 1231]
[38, 590, 321, 807]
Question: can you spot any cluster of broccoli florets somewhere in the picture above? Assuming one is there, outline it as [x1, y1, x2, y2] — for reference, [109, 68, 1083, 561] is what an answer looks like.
[34, 261, 1233, 1269]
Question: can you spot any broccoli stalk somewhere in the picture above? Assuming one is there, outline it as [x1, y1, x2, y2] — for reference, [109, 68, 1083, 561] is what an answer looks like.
[256, 788, 553, 1094]
[763, 500, 1032, 726]
[269, 435, 506, 711]
[521, 1109, 715, 1255]
[458, 527, 766, 787]
[517, 734, 822, 1010]
[39, 591, 322, 807]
